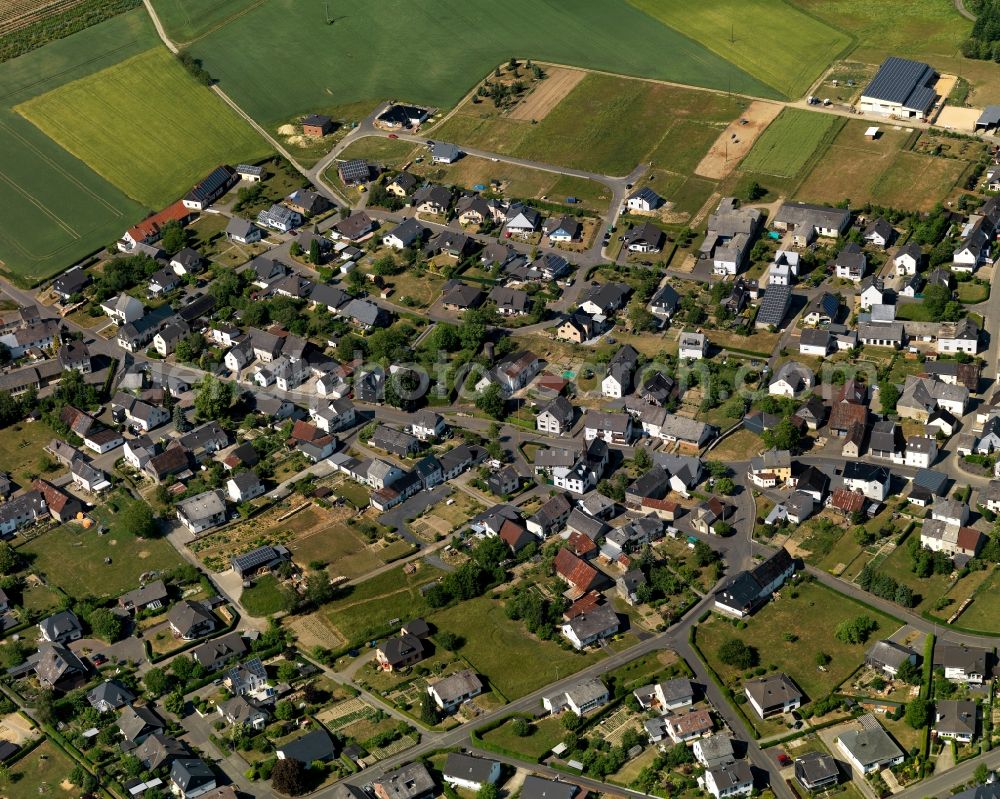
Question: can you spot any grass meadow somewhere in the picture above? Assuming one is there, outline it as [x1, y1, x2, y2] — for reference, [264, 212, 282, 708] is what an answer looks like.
[17, 46, 272, 208]
[695, 580, 901, 702]
[796, 121, 972, 211]
[0, 10, 152, 283]
[435, 73, 745, 176]
[629, 0, 853, 98]
[739, 108, 842, 178]
[428, 596, 608, 700]
[18, 518, 185, 599]
[178, 0, 777, 129]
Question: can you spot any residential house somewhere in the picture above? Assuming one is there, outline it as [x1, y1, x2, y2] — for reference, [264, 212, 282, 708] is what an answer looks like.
[679, 332, 707, 360]
[176, 490, 228, 534]
[744, 673, 803, 719]
[704, 761, 753, 799]
[167, 601, 216, 640]
[836, 718, 904, 774]
[427, 669, 484, 712]
[442, 754, 500, 792]
[713, 548, 795, 617]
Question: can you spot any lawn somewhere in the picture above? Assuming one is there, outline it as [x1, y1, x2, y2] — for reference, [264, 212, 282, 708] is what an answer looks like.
[338, 136, 421, 169]
[874, 538, 960, 615]
[180, 0, 778, 130]
[240, 574, 297, 616]
[322, 562, 445, 644]
[797, 121, 971, 212]
[481, 714, 567, 760]
[17, 46, 272, 208]
[0, 10, 151, 283]
[647, 119, 727, 176]
[628, 0, 853, 99]
[695, 579, 901, 702]
[948, 567, 1000, 632]
[290, 521, 398, 580]
[429, 596, 608, 700]
[435, 73, 745, 176]
[7, 740, 76, 799]
[739, 108, 842, 179]
[18, 511, 185, 599]
[0, 419, 65, 486]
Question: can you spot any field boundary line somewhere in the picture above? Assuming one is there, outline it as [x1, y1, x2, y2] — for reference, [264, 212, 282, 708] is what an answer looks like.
[0, 38, 145, 103]
[0, 117, 127, 215]
[175, 0, 267, 47]
[0, 169, 77, 238]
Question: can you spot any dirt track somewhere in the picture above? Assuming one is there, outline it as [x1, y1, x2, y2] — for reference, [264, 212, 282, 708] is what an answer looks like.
[695, 100, 783, 180]
[508, 67, 585, 121]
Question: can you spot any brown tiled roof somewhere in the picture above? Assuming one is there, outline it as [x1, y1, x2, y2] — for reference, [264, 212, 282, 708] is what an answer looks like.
[554, 547, 600, 591]
[830, 401, 867, 431]
[831, 489, 866, 513]
[566, 530, 597, 557]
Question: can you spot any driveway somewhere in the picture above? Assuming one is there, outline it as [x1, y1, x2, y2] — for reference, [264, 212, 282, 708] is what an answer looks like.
[70, 635, 148, 668]
[377, 484, 454, 544]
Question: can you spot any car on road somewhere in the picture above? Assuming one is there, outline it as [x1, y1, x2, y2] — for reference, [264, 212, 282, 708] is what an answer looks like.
[387, 133, 398, 139]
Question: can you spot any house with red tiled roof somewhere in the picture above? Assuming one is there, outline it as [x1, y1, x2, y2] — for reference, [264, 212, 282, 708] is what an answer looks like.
[121, 201, 192, 251]
[564, 591, 602, 620]
[554, 548, 604, 596]
[497, 519, 534, 554]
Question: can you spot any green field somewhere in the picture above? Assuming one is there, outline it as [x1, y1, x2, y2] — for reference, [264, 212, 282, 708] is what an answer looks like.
[322, 563, 445, 644]
[0, 10, 154, 282]
[739, 108, 841, 178]
[429, 596, 608, 700]
[7, 741, 76, 799]
[695, 580, 901, 701]
[145, 0, 259, 43]
[481, 715, 566, 760]
[175, 0, 777, 129]
[435, 73, 744, 176]
[18, 46, 271, 208]
[629, 0, 853, 99]
[240, 574, 296, 616]
[19, 511, 185, 599]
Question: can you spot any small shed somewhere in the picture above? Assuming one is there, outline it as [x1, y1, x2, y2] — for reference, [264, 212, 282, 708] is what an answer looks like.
[865, 126, 880, 141]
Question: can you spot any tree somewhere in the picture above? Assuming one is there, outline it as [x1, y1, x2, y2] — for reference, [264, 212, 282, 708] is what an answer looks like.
[310, 240, 322, 264]
[164, 691, 185, 715]
[144, 667, 169, 697]
[628, 304, 655, 332]
[173, 403, 191, 433]
[745, 181, 766, 202]
[477, 785, 499, 799]
[88, 608, 123, 642]
[633, 447, 652, 471]
[693, 541, 717, 567]
[69, 765, 97, 792]
[476, 383, 506, 420]
[0, 543, 19, 575]
[277, 661, 299, 682]
[896, 659, 921, 685]
[194, 374, 234, 420]
[878, 380, 900, 415]
[718, 638, 758, 669]
[762, 417, 801, 452]
[420, 692, 438, 725]
[834, 614, 878, 644]
[714, 477, 736, 496]
[271, 758, 308, 796]
[115, 499, 158, 539]
[815, 651, 831, 667]
[274, 700, 297, 721]
[905, 697, 931, 729]
[159, 220, 188, 255]
[437, 631, 462, 651]
[974, 764, 991, 786]
[511, 717, 531, 736]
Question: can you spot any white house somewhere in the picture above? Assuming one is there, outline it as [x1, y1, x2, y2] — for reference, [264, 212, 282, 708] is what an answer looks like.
[442, 754, 500, 793]
[678, 332, 707, 360]
[704, 761, 753, 799]
[905, 436, 936, 469]
[836, 721, 904, 774]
